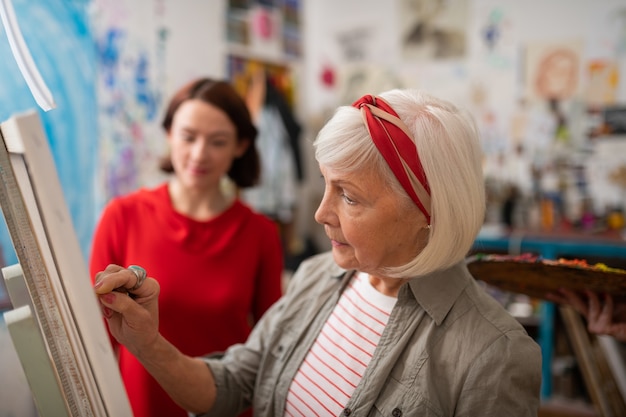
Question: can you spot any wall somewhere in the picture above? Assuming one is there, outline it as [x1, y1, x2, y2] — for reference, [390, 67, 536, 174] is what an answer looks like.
[299, 0, 626, 237]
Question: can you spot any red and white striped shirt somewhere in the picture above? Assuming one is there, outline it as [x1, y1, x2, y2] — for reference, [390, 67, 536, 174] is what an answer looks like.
[284, 272, 397, 416]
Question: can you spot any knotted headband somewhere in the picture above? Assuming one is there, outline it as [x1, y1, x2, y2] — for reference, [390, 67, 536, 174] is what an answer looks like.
[352, 94, 431, 224]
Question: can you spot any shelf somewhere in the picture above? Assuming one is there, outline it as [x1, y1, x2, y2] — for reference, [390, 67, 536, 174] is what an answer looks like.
[474, 228, 626, 260]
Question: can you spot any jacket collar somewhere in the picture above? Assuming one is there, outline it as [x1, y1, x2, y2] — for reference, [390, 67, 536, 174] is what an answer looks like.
[404, 261, 472, 325]
[323, 252, 471, 326]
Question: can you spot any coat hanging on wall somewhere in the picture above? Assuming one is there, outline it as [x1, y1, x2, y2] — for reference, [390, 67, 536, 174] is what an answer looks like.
[242, 71, 303, 223]
[264, 75, 304, 182]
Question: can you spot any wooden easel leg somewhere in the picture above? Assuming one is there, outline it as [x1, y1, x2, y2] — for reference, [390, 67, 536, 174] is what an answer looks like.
[559, 305, 626, 417]
[2, 264, 70, 417]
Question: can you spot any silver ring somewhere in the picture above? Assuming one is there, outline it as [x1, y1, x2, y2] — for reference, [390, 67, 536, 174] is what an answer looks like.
[128, 265, 147, 291]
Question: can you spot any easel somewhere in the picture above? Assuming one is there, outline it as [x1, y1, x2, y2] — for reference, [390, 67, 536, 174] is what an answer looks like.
[559, 305, 626, 417]
[0, 110, 132, 416]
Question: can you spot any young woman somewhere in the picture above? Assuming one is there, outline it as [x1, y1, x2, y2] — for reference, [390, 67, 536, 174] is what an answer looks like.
[89, 78, 283, 417]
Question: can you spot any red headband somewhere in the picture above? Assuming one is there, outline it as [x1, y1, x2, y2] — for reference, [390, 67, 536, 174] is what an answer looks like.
[352, 94, 431, 224]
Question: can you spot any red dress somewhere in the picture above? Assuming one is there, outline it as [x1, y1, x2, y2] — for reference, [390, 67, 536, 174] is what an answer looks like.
[89, 184, 283, 417]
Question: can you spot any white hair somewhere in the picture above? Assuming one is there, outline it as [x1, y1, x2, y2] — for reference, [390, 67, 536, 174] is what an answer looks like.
[314, 89, 485, 277]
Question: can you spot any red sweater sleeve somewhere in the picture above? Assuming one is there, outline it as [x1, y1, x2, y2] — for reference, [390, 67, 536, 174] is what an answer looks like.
[252, 219, 284, 322]
[89, 199, 126, 282]
[89, 199, 126, 351]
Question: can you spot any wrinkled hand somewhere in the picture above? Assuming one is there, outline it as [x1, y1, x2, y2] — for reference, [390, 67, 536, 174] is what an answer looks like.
[94, 264, 160, 356]
[547, 288, 626, 342]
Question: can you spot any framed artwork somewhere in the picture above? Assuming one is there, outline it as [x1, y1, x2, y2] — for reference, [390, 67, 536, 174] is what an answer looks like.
[226, 0, 301, 58]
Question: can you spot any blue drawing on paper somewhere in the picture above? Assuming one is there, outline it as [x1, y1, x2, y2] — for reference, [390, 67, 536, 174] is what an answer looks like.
[0, 0, 97, 268]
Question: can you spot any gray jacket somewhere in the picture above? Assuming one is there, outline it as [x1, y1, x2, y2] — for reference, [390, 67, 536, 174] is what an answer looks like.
[200, 251, 541, 417]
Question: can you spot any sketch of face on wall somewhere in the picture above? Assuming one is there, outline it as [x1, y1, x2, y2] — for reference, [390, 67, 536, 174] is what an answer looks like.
[534, 49, 578, 100]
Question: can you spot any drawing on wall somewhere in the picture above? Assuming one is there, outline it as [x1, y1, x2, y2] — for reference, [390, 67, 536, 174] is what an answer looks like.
[248, 4, 283, 57]
[469, 82, 507, 157]
[478, 6, 514, 69]
[335, 27, 372, 62]
[586, 60, 619, 106]
[399, 0, 469, 60]
[525, 40, 582, 101]
[226, 0, 301, 58]
[92, 0, 167, 206]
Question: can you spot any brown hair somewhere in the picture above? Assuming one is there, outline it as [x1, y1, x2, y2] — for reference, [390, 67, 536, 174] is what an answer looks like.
[159, 78, 260, 188]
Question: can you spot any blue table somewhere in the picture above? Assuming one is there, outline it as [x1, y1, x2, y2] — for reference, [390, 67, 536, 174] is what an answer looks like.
[473, 230, 626, 399]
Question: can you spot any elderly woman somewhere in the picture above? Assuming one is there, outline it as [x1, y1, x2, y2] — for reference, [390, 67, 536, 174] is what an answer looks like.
[95, 89, 542, 416]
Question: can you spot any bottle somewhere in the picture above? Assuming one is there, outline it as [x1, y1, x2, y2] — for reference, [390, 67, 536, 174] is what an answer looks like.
[541, 198, 554, 231]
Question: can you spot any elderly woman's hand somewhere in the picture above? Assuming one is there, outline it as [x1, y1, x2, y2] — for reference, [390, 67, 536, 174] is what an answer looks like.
[94, 264, 160, 356]
[548, 288, 626, 342]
